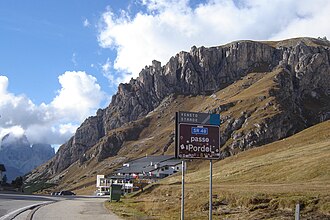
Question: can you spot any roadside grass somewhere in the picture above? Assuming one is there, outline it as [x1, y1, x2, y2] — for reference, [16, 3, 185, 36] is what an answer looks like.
[105, 199, 156, 220]
[106, 120, 330, 219]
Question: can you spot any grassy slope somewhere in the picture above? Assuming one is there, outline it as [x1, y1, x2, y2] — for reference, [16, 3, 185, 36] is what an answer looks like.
[108, 120, 330, 220]
[262, 37, 330, 48]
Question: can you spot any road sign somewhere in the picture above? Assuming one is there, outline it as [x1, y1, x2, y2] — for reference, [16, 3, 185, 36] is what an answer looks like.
[177, 123, 220, 159]
[177, 111, 220, 125]
[175, 111, 221, 220]
[191, 127, 208, 135]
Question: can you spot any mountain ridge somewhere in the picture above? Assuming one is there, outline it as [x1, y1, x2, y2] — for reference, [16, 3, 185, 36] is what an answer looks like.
[26, 37, 330, 190]
[0, 133, 55, 181]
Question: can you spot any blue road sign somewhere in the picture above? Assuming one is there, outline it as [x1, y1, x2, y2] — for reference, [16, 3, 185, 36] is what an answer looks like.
[191, 127, 208, 135]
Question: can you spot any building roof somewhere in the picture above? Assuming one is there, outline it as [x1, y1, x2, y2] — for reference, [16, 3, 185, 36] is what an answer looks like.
[0, 164, 6, 172]
[158, 160, 182, 167]
[127, 155, 173, 164]
[115, 155, 181, 175]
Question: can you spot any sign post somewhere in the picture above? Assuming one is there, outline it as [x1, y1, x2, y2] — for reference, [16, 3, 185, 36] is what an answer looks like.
[209, 160, 213, 220]
[295, 204, 300, 220]
[175, 111, 220, 220]
[181, 160, 185, 220]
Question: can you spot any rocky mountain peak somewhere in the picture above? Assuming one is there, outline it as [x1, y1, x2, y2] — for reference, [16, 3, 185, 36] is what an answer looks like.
[1, 133, 30, 150]
[38, 37, 330, 179]
[0, 133, 55, 181]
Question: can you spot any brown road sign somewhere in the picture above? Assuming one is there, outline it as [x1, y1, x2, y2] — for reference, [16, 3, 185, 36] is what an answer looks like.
[177, 123, 220, 159]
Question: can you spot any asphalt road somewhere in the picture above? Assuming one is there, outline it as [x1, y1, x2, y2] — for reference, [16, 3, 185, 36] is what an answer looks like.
[0, 193, 55, 219]
[0, 193, 122, 220]
[31, 197, 122, 220]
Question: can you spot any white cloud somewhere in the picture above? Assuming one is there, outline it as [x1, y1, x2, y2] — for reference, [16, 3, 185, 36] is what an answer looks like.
[0, 126, 25, 141]
[101, 58, 117, 85]
[72, 53, 78, 66]
[0, 76, 47, 128]
[83, 18, 90, 27]
[102, 58, 112, 76]
[98, 0, 330, 82]
[51, 71, 105, 122]
[58, 123, 77, 135]
[270, 0, 330, 39]
[0, 76, 8, 95]
[0, 72, 105, 145]
[0, 125, 26, 149]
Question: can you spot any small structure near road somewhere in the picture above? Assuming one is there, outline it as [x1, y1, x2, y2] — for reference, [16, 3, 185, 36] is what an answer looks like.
[96, 175, 111, 195]
[96, 155, 181, 195]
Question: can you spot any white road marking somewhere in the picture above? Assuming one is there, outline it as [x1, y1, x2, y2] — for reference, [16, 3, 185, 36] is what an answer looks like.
[0, 201, 48, 220]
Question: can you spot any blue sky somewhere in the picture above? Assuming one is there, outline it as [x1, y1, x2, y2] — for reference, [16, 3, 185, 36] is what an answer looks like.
[0, 0, 329, 149]
[0, 0, 125, 104]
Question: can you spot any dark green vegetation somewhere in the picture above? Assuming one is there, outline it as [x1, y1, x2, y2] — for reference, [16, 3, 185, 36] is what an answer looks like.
[24, 180, 56, 194]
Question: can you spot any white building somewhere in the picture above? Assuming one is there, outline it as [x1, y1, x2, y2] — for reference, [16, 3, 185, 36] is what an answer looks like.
[96, 175, 110, 195]
[96, 174, 134, 195]
[96, 156, 182, 195]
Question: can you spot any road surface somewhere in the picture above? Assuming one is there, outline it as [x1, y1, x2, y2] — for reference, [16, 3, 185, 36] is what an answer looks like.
[31, 196, 122, 220]
[0, 193, 122, 220]
[0, 193, 55, 219]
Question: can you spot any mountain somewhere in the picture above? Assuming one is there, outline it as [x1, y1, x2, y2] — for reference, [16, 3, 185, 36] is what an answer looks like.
[0, 133, 55, 181]
[25, 37, 330, 193]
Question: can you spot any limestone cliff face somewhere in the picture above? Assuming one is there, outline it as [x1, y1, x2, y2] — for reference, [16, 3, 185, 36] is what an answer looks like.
[104, 41, 279, 133]
[219, 40, 330, 156]
[50, 110, 105, 173]
[49, 37, 330, 175]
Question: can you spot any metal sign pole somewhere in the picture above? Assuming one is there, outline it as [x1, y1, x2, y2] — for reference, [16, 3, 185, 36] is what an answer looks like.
[181, 160, 185, 220]
[209, 160, 212, 220]
[295, 204, 300, 220]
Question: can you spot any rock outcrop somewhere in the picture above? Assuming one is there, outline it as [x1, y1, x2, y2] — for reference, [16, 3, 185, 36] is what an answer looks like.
[46, 37, 330, 176]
